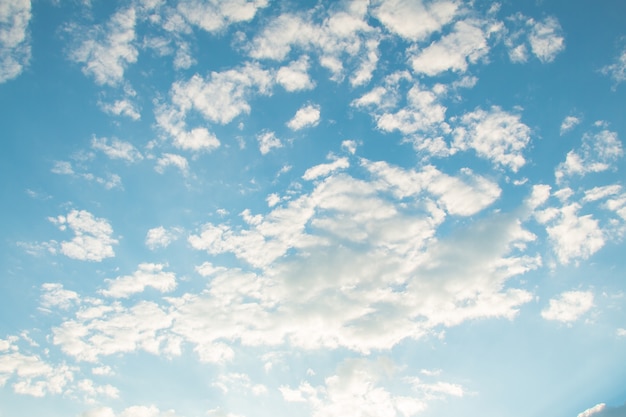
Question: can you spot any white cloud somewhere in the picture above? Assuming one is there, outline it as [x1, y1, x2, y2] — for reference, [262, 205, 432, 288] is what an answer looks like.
[100, 263, 177, 298]
[287, 103, 320, 130]
[171, 62, 273, 125]
[256, 131, 282, 154]
[40, 283, 80, 311]
[175, 0, 268, 33]
[0, 0, 31, 83]
[70, 7, 138, 86]
[541, 290, 594, 322]
[145, 226, 182, 250]
[577, 403, 607, 417]
[538, 202, 604, 265]
[82, 405, 183, 417]
[99, 99, 140, 120]
[91, 137, 143, 162]
[601, 47, 626, 86]
[372, 0, 458, 41]
[155, 105, 220, 152]
[555, 129, 623, 183]
[302, 157, 349, 181]
[409, 19, 492, 76]
[341, 140, 357, 154]
[155, 153, 189, 176]
[617, 328, 626, 337]
[276, 55, 314, 92]
[583, 185, 622, 202]
[49, 210, 118, 262]
[560, 115, 581, 135]
[528, 17, 565, 63]
[453, 106, 531, 172]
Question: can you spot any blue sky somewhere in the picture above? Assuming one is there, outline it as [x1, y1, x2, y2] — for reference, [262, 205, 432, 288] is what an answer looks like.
[1, 0, 626, 416]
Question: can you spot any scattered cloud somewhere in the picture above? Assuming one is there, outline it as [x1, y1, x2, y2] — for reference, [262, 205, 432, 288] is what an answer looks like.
[48, 210, 118, 262]
[257, 130, 282, 154]
[276, 55, 315, 92]
[91, 137, 143, 162]
[145, 226, 182, 250]
[372, 0, 458, 41]
[541, 290, 594, 322]
[453, 106, 531, 172]
[302, 157, 349, 181]
[175, 0, 269, 33]
[287, 103, 320, 130]
[0, 0, 31, 83]
[40, 283, 80, 311]
[99, 99, 140, 120]
[601, 46, 626, 86]
[69, 7, 138, 86]
[528, 17, 565, 63]
[560, 115, 581, 135]
[100, 263, 177, 298]
[155, 153, 189, 176]
[577, 403, 606, 417]
[555, 128, 623, 183]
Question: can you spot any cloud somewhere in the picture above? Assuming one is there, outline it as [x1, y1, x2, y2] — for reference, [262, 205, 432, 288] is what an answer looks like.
[528, 17, 565, 63]
[99, 99, 140, 120]
[372, 0, 458, 41]
[91, 137, 143, 162]
[155, 153, 189, 176]
[276, 55, 315, 91]
[0, 0, 31, 83]
[287, 103, 320, 130]
[601, 47, 626, 86]
[578, 403, 607, 417]
[409, 19, 493, 76]
[577, 403, 626, 417]
[536, 202, 604, 265]
[555, 128, 623, 183]
[453, 106, 531, 172]
[256, 130, 282, 155]
[541, 290, 594, 322]
[560, 115, 581, 135]
[48, 210, 118, 261]
[154, 105, 220, 152]
[81, 405, 183, 417]
[69, 7, 138, 86]
[302, 157, 349, 180]
[100, 263, 177, 298]
[40, 283, 80, 311]
[175, 0, 268, 33]
[145, 226, 182, 250]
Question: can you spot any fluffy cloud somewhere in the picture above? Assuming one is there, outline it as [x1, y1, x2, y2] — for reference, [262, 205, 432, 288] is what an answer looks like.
[99, 99, 140, 120]
[70, 7, 138, 86]
[601, 47, 626, 86]
[175, 0, 268, 33]
[91, 137, 143, 162]
[528, 17, 565, 63]
[40, 283, 79, 311]
[302, 157, 349, 180]
[257, 130, 282, 155]
[409, 19, 493, 76]
[541, 290, 594, 322]
[155, 105, 220, 152]
[576, 403, 626, 417]
[372, 0, 458, 41]
[276, 55, 315, 91]
[560, 115, 581, 135]
[81, 405, 183, 417]
[145, 226, 182, 250]
[0, 0, 31, 83]
[287, 103, 321, 130]
[100, 263, 177, 298]
[49, 210, 118, 262]
[453, 106, 531, 172]
[155, 153, 189, 176]
[555, 128, 623, 183]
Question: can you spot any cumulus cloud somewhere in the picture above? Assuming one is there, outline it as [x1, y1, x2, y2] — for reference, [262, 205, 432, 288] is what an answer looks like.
[302, 157, 349, 181]
[99, 99, 140, 120]
[145, 226, 182, 250]
[48, 210, 118, 262]
[155, 153, 189, 176]
[372, 0, 458, 41]
[287, 103, 320, 130]
[528, 17, 565, 63]
[601, 47, 626, 86]
[409, 19, 493, 76]
[555, 128, 623, 183]
[40, 283, 80, 311]
[256, 130, 282, 154]
[560, 115, 581, 135]
[0, 0, 31, 83]
[91, 137, 143, 162]
[453, 106, 531, 172]
[175, 0, 268, 33]
[276, 55, 315, 92]
[100, 263, 177, 298]
[541, 290, 594, 322]
[81, 405, 183, 417]
[155, 105, 220, 152]
[69, 7, 138, 86]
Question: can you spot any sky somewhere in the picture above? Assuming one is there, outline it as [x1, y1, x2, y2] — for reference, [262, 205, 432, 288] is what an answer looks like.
[1, 0, 626, 416]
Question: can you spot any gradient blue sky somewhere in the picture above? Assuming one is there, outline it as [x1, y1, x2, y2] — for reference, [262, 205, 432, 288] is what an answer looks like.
[1, 1, 626, 417]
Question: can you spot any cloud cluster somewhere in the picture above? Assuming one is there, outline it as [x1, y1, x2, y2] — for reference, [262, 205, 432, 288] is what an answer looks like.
[0, 0, 31, 83]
